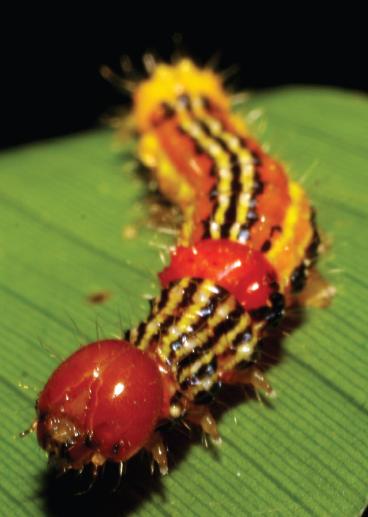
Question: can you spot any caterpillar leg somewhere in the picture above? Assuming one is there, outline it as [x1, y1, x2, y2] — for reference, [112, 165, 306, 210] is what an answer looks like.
[293, 268, 336, 308]
[145, 431, 168, 475]
[186, 405, 221, 445]
[19, 419, 37, 438]
[222, 366, 274, 397]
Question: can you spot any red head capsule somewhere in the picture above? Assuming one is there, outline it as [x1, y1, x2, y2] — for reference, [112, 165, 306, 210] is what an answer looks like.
[160, 239, 279, 311]
[36, 340, 164, 470]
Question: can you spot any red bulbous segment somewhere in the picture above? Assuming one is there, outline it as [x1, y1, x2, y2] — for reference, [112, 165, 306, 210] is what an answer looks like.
[37, 340, 164, 469]
[160, 239, 278, 310]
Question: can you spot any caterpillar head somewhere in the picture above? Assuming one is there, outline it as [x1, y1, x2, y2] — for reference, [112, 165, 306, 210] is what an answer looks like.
[36, 340, 164, 471]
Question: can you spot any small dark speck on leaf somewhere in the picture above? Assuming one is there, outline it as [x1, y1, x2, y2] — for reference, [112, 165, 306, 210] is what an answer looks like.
[87, 291, 112, 304]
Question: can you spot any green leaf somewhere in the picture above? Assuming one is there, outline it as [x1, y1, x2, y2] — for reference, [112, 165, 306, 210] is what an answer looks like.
[1, 87, 367, 516]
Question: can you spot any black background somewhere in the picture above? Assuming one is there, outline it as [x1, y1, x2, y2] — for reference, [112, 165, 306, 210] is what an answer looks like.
[1, 15, 366, 150]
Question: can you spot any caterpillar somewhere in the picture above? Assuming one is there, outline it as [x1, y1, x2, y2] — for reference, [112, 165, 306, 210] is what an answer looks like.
[33, 59, 326, 479]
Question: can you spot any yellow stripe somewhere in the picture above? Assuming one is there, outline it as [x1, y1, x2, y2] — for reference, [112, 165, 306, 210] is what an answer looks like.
[212, 313, 252, 358]
[211, 164, 232, 231]
[178, 107, 257, 243]
[138, 278, 192, 350]
[229, 150, 254, 240]
[159, 279, 217, 360]
[185, 107, 255, 241]
[169, 295, 238, 367]
[267, 181, 303, 262]
[221, 323, 262, 373]
[178, 114, 233, 239]
[178, 310, 251, 384]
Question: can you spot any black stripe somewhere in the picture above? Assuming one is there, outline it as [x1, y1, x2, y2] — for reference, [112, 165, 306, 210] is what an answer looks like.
[201, 95, 221, 116]
[169, 334, 188, 357]
[271, 224, 282, 236]
[251, 150, 262, 167]
[235, 167, 263, 241]
[261, 239, 271, 253]
[249, 292, 284, 325]
[151, 279, 201, 350]
[176, 117, 223, 238]
[209, 185, 218, 199]
[154, 314, 176, 340]
[177, 349, 202, 380]
[134, 321, 148, 346]
[157, 287, 170, 311]
[209, 164, 217, 178]
[196, 356, 217, 379]
[177, 278, 201, 309]
[177, 94, 192, 111]
[168, 286, 229, 361]
[249, 305, 272, 322]
[176, 303, 245, 377]
[175, 116, 233, 240]
[197, 120, 212, 137]
[190, 120, 236, 238]
[194, 118, 263, 241]
[213, 134, 231, 152]
[306, 208, 320, 261]
[290, 263, 307, 293]
[180, 357, 218, 391]
[237, 224, 250, 242]
[190, 285, 229, 333]
[199, 303, 245, 354]
[193, 384, 221, 405]
[161, 102, 176, 119]
[179, 377, 198, 391]
[151, 102, 176, 127]
[231, 326, 253, 348]
[212, 305, 244, 337]
[202, 218, 211, 239]
[135, 284, 172, 345]
[221, 162, 242, 238]
[252, 170, 264, 196]
[176, 110, 265, 244]
[197, 119, 244, 240]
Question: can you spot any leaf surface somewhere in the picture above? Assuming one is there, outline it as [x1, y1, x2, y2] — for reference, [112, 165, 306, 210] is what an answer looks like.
[0, 87, 367, 516]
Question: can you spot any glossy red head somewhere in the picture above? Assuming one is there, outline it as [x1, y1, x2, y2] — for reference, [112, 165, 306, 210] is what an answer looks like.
[36, 340, 164, 470]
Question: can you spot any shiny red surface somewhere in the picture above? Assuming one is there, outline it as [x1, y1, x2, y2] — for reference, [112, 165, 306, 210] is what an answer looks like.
[160, 239, 277, 310]
[37, 340, 163, 462]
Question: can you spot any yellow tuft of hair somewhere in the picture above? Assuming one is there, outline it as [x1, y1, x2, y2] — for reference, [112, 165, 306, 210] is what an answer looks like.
[133, 59, 230, 132]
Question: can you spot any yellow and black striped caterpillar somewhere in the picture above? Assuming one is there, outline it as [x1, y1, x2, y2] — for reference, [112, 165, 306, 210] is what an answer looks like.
[35, 58, 329, 477]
